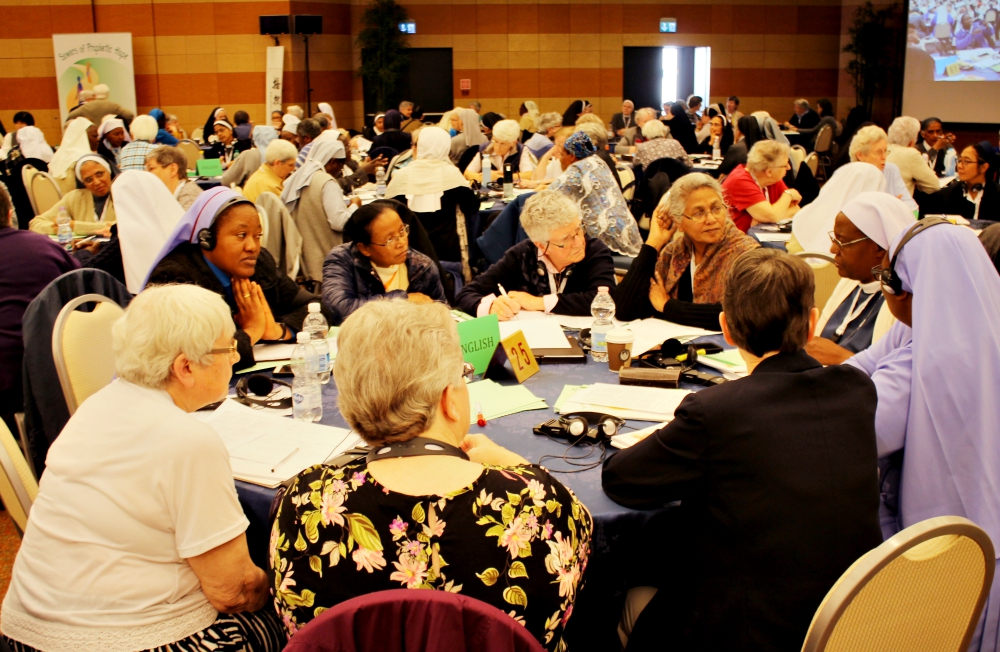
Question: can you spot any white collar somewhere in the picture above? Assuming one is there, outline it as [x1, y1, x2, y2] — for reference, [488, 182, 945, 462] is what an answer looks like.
[860, 279, 881, 294]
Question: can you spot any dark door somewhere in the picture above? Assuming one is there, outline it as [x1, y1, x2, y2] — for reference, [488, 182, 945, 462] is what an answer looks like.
[623, 47, 663, 113]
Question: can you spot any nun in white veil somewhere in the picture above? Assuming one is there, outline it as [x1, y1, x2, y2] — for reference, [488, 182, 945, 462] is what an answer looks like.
[48, 118, 94, 182]
[792, 162, 887, 255]
[318, 102, 338, 130]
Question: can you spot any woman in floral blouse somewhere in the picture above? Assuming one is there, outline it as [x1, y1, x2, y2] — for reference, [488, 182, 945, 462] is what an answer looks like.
[634, 119, 690, 171]
[269, 300, 592, 651]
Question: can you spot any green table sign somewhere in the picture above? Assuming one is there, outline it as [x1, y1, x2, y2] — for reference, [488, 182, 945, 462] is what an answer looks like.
[457, 314, 500, 374]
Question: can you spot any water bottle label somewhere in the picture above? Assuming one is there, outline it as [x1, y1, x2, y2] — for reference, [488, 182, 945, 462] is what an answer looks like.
[293, 391, 306, 406]
[318, 353, 330, 373]
[593, 332, 608, 352]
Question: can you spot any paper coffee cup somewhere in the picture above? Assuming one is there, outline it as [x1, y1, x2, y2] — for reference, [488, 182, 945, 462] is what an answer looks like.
[606, 329, 635, 372]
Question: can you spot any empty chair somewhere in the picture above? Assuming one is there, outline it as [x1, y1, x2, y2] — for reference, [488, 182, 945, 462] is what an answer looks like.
[175, 139, 202, 172]
[805, 152, 819, 177]
[802, 516, 994, 652]
[813, 125, 834, 181]
[52, 294, 125, 414]
[0, 418, 38, 536]
[935, 21, 956, 55]
[795, 252, 840, 317]
[21, 165, 64, 216]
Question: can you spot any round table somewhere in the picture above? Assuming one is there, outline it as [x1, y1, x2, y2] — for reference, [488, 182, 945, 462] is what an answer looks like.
[234, 333, 726, 649]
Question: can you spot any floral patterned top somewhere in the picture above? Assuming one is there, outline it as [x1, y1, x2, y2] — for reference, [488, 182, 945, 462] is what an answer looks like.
[634, 137, 690, 171]
[269, 460, 593, 651]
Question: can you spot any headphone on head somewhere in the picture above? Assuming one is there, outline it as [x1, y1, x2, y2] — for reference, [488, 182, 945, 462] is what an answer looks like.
[236, 374, 293, 410]
[197, 228, 215, 251]
[878, 217, 949, 295]
[197, 196, 254, 252]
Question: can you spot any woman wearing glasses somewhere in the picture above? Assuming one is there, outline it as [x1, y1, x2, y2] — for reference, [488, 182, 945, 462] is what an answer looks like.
[322, 201, 446, 324]
[2, 285, 286, 652]
[720, 140, 801, 233]
[454, 190, 616, 320]
[923, 141, 999, 221]
[614, 173, 759, 330]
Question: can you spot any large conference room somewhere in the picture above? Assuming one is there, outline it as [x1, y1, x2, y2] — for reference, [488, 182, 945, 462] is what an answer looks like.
[1, 0, 999, 648]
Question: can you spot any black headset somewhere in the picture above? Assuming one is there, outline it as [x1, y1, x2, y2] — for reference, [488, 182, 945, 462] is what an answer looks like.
[876, 217, 949, 295]
[236, 374, 293, 410]
[197, 196, 254, 252]
[534, 412, 624, 442]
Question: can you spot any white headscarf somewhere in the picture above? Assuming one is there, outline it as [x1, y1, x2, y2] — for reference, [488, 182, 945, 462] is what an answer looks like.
[48, 118, 93, 179]
[111, 170, 185, 293]
[458, 108, 488, 148]
[318, 102, 338, 130]
[98, 116, 131, 150]
[520, 101, 541, 132]
[74, 154, 112, 182]
[841, 191, 916, 250]
[372, 113, 385, 136]
[282, 114, 301, 135]
[16, 126, 54, 163]
[384, 127, 469, 212]
[792, 162, 887, 255]
[280, 138, 345, 211]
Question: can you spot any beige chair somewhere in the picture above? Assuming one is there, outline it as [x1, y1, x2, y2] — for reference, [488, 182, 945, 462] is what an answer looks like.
[53, 172, 77, 196]
[176, 139, 203, 172]
[813, 126, 834, 181]
[795, 252, 840, 312]
[0, 418, 39, 536]
[13, 412, 35, 481]
[52, 295, 124, 415]
[802, 516, 994, 652]
[805, 152, 819, 177]
[22, 165, 64, 216]
[190, 127, 205, 145]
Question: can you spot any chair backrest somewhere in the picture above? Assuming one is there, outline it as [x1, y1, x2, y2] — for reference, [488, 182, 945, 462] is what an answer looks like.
[176, 139, 202, 171]
[801, 516, 994, 652]
[935, 21, 953, 38]
[794, 252, 840, 311]
[52, 294, 125, 415]
[191, 127, 204, 145]
[30, 170, 65, 216]
[0, 419, 39, 536]
[805, 152, 819, 176]
[789, 144, 807, 175]
[814, 125, 834, 154]
[284, 588, 546, 652]
[457, 145, 480, 174]
[21, 164, 40, 215]
[987, 9, 997, 22]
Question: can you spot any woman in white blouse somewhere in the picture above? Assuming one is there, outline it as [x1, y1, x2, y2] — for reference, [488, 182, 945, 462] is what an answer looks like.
[1, 285, 285, 652]
[885, 116, 941, 197]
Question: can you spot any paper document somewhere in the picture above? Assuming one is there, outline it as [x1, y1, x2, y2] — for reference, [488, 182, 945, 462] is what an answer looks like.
[610, 422, 669, 449]
[699, 349, 748, 377]
[755, 232, 792, 243]
[498, 318, 570, 349]
[467, 380, 547, 424]
[569, 383, 690, 416]
[253, 342, 297, 362]
[196, 399, 362, 487]
[626, 318, 721, 356]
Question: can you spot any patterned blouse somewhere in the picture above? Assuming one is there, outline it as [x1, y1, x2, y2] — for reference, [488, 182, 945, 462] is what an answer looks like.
[269, 460, 593, 651]
[548, 155, 643, 256]
[634, 137, 689, 171]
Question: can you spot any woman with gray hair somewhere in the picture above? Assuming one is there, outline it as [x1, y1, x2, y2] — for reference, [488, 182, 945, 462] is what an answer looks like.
[519, 111, 562, 174]
[463, 118, 523, 180]
[886, 116, 940, 197]
[269, 300, 592, 649]
[615, 173, 759, 329]
[720, 139, 801, 232]
[455, 189, 617, 319]
[2, 284, 285, 652]
[849, 125, 917, 212]
[117, 114, 160, 171]
[634, 118, 690, 170]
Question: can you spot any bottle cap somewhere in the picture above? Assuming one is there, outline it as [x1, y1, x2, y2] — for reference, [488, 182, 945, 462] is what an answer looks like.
[308, 302, 321, 313]
[598, 286, 609, 293]
[297, 332, 310, 344]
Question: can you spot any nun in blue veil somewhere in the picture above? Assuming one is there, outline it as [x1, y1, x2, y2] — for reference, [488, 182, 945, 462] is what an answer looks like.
[846, 219, 1000, 651]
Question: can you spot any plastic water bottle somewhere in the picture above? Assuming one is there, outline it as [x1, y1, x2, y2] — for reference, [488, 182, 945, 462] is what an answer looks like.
[291, 332, 323, 423]
[302, 302, 331, 384]
[590, 286, 615, 362]
[502, 163, 514, 200]
[712, 137, 721, 161]
[56, 207, 72, 252]
[375, 166, 386, 197]
[482, 156, 492, 186]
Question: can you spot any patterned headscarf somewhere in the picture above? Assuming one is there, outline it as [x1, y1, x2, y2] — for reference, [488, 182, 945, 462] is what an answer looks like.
[564, 131, 596, 159]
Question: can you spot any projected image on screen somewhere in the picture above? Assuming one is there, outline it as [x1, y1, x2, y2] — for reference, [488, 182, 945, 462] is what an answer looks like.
[909, 1, 1000, 80]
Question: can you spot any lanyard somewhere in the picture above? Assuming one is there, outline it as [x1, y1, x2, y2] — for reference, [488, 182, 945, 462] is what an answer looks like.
[834, 286, 877, 339]
[546, 268, 569, 295]
[964, 187, 983, 220]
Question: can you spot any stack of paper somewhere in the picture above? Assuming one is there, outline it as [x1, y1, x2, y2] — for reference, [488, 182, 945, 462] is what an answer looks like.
[699, 348, 748, 378]
[557, 382, 690, 422]
[195, 399, 362, 487]
[240, 328, 340, 375]
[467, 380, 547, 424]
[498, 317, 570, 349]
[626, 318, 721, 356]
[610, 422, 669, 449]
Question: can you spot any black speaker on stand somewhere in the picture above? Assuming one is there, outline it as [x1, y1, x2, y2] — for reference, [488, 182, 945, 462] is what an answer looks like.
[259, 15, 290, 46]
[292, 15, 322, 116]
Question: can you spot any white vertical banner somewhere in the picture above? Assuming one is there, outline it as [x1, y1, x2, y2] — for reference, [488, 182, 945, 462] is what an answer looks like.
[266, 46, 285, 118]
[52, 33, 136, 126]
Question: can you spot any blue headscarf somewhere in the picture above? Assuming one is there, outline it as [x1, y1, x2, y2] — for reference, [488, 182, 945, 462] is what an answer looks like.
[149, 108, 178, 146]
[141, 187, 252, 289]
[564, 131, 596, 159]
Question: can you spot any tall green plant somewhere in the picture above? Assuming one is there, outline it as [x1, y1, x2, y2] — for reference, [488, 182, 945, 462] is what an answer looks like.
[843, 1, 899, 116]
[356, 0, 410, 112]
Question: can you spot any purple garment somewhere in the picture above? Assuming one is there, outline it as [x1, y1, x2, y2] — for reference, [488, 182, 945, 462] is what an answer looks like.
[846, 223, 1000, 548]
[141, 187, 250, 289]
[0, 228, 79, 392]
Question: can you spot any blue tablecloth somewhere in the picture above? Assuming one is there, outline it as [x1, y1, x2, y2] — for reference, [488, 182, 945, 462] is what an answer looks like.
[235, 334, 726, 648]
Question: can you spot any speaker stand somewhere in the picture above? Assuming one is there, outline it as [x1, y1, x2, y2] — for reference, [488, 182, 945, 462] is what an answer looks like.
[303, 34, 313, 116]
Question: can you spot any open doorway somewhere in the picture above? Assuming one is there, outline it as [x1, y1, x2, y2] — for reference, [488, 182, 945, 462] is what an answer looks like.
[623, 46, 711, 113]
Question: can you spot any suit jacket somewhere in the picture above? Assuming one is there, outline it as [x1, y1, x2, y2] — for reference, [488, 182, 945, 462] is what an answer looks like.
[611, 112, 637, 135]
[603, 350, 882, 652]
[789, 109, 820, 130]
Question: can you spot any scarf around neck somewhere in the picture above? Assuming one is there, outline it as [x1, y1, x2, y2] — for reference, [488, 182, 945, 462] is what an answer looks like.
[655, 219, 759, 304]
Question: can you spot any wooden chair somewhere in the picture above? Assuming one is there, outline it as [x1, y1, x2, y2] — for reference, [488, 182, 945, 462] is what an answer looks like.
[935, 21, 956, 56]
[802, 516, 994, 652]
[813, 125, 834, 182]
[52, 295, 125, 415]
[0, 418, 39, 536]
[176, 139, 203, 172]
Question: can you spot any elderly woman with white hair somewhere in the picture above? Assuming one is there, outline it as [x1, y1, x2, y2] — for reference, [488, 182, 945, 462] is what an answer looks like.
[615, 173, 759, 329]
[634, 119, 690, 170]
[29, 154, 116, 235]
[117, 114, 161, 171]
[1, 285, 286, 652]
[455, 189, 616, 319]
[850, 125, 918, 213]
[721, 140, 801, 232]
[886, 116, 940, 197]
[269, 299, 592, 648]
[463, 118, 523, 181]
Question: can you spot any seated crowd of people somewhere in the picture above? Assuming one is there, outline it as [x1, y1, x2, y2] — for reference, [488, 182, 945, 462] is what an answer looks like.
[1, 91, 1000, 652]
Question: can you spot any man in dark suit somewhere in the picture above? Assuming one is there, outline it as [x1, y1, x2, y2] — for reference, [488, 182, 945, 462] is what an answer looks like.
[610, 100, 637, 138]
[788, 98, 821, 130]
[604, 248, 882, 652]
